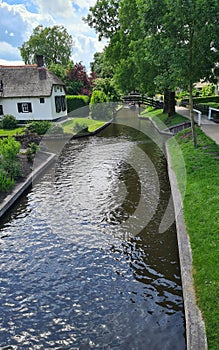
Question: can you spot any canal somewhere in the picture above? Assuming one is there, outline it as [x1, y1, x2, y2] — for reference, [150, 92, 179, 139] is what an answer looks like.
[0, 108, 186, 349]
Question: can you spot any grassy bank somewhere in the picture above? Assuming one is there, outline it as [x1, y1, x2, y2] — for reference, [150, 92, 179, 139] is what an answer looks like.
[168, 128, 219, 350]
[62, 118, 105, 134]
[142, 107, 219, 348]
[0, 127, 24, 136]
[141, 107, 188, 129]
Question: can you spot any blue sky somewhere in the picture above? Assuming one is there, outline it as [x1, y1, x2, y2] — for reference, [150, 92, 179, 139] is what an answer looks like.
[0, 0, 106, 71]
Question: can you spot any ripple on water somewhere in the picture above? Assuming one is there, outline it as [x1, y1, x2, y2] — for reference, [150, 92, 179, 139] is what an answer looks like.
[0, 125, 185, 349]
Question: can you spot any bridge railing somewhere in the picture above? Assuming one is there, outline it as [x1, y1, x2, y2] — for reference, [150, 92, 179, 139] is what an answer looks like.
[122, 95, 164, 109]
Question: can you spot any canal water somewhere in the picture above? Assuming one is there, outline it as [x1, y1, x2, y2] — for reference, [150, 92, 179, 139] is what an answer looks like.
[0, 108, 186, 349]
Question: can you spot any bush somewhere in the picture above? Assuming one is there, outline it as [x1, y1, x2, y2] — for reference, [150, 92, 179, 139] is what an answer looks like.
[26, 142, 40, 163]
[0, 137, 21, 179]
[193, 96, 219, 104]
[47, 123, 64, 134]
[90, 90, 112, 120]
[26, 121, 52, 135]
[67, 95, 90, 113]
[0, 172, 15, 192]
[2, 114, 18, 130]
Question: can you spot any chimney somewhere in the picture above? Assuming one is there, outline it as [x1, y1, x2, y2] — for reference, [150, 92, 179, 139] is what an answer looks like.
[36, 55, 47, 80]
[36, 55, 44, 67]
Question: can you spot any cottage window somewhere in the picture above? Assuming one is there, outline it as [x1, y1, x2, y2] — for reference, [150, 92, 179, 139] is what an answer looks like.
[55, 96, 61, 113]
[40, 98, 45, 103]
[0, 105, 3, 115]
[55, 96, 66, 113]
[61, 95, 66, 111]
[17, 103, 32, 113]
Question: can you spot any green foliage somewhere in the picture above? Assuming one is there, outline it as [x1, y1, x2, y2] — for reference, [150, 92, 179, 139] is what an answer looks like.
[2, 114, 18, 130]
[66, 95, 90, 113]
[47, 124, 64, 134]
[73, 122, 88, 134]
[0, 137, 21, 182]
[19, 25, 73, 67]
[62, 118, 105, 134]
[90, 90, 111, 120]
[48, 63, 67, 82]
[93, 78, 121, 101]
[193, 96, 219, 104]
[0, 173, 15, 192]
[201, 84, 216, 97]
[25, 142, 40, 163]
[90, 51, 114, 78]
[26, 121, 52, 135]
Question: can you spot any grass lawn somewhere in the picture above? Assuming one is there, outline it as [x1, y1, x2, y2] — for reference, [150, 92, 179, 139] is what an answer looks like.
[62, 118, 106, 134]
[141, 107, 188, 129]
[0, 127, 25, 136]
[168, 128, 219, 350]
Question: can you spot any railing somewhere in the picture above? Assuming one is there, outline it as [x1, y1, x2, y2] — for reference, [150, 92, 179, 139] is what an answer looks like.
[168, 121, 192, 135]
[193, 108, 202, 126]
[193, 103, 209, 116]
[122, 95, 164, 109]
[208, 107, 219, 120]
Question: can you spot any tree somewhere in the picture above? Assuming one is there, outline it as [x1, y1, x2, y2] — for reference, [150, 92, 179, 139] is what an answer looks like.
[66, 62, 94, 96]
[19, 25, 73, 67]
[165, 0, 219, 146]
[84, 0, 120, 40]
[93, 77, 121, 101]
[86, 0, 219, 146]
[139, 0, 219, 146]
[90, 51, 114, 78]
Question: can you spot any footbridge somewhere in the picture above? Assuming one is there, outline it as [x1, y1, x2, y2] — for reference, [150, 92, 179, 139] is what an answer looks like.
[122, 94, 164, 109]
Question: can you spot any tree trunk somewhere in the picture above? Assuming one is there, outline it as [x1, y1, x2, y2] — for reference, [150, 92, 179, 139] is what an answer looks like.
[163, 89, 169, 114]
[168, 91, 176, 117]
[189, 81, 197, 147]
[163, 89, 176, 116]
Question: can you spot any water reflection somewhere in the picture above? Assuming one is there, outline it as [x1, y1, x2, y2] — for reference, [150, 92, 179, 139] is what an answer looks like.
[0, 109, 185, 349]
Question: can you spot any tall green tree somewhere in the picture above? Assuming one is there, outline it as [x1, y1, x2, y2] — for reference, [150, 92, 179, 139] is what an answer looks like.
[165, 0, 219, 146]
[90, 51, 114, 78]
[137, 0, 219, 146]
[19, 25, 73, 67]
[84, 0, 120, 40]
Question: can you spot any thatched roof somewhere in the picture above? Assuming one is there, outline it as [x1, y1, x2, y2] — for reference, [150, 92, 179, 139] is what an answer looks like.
[0, 65, 65, 98]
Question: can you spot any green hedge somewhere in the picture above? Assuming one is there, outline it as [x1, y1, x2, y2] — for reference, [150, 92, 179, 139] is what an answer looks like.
[193, 96, 219, 104]
[66, 95, 90, 113]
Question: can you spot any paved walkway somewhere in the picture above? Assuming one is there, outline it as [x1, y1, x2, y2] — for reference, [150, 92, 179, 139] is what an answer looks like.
[176, 106, 219, 145]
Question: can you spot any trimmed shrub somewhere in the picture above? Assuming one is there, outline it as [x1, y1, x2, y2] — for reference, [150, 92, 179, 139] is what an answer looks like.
[67, 95, 90, 113]
[26, 121, 52, 135]
[2, 114, 18, 130]
[193, 96, 219, 104]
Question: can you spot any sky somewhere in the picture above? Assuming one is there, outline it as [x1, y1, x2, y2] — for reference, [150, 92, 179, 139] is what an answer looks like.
[0, 0, 106, 71]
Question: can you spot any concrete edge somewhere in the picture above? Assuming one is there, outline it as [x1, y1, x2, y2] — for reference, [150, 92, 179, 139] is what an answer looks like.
[138, 115, 173, 136]
[0, 152, 56, 218]
[165, 142, 208, 350]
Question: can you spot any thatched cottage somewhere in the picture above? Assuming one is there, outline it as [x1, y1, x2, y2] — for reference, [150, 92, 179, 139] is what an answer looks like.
[0, 56, 67, 121]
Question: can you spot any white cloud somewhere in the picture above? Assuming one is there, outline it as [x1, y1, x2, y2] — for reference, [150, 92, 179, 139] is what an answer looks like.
[73, 0, 96, 10]
[0, 58, 24, 66]
[34, 0, 75, 19]
[0, 0, 106, 70]
[0, 41, 22, 60]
